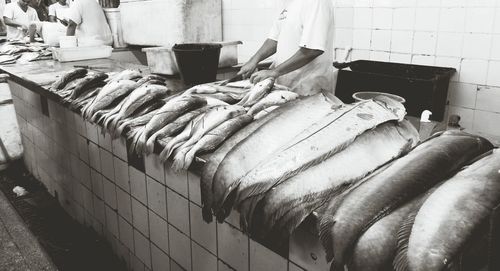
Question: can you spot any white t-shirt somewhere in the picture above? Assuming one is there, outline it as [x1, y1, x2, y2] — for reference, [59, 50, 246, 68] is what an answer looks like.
[48, 2, 69, 22]
[3, 2, 39, 40]
[268, 0, 335, 96]
[66, 0, 112, 45]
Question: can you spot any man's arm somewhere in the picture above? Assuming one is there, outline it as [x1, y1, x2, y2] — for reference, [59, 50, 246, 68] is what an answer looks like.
[250, 47, 323, 84]
[66, 19, 77, 36]
[3, 17, 28, 31]
[49, 15, 56, 22]
[238, 39, 277, 79]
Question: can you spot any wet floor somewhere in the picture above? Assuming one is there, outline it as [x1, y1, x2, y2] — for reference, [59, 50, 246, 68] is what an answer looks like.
[0, 161, 126, 271]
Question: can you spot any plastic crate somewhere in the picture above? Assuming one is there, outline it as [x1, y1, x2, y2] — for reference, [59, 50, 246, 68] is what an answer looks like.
[334, 60, 456, 121]
[52, 46, 113, 62]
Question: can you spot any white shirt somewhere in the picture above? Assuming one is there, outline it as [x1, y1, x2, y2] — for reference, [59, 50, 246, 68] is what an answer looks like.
[48, 2, 69, 22]
[268, 0, 334, 96]
[66, 0, 112, 45]
[3, 2, 39, 40]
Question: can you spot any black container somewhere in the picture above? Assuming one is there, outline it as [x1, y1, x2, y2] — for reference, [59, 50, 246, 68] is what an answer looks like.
[334, 60, 456, 121]
[172, 43, 222, 85]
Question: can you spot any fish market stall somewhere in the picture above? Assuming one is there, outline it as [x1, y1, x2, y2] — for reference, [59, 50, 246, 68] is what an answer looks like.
[2, 45, 500, 271]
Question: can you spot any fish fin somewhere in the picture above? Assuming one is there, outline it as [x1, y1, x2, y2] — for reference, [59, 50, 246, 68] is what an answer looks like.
[393, 211, 418, 271]
[215, 188, 238, 223]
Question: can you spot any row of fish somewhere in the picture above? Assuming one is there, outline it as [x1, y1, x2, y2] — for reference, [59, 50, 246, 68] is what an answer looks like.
[0, 41, 52, 64]
[49, 68, 300, 171]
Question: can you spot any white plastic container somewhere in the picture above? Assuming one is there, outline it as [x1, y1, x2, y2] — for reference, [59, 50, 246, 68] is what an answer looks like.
[59, 36, 78, 48]
[52, 46, 113, 62]
[142, 41, 241, 75]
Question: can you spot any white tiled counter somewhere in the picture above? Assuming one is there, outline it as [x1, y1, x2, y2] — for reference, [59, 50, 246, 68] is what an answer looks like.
[3, 59, 330, 271]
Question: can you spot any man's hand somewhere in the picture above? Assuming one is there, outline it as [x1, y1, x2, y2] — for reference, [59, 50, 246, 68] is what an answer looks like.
[250, 69, 279, 84]
[237, 60, 258, 79]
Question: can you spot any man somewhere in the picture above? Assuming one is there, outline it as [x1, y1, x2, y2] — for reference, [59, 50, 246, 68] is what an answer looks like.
[3, 0, 39, 40]
[65, 0, 112, 45]
[238, 0, 335, 96]
[29, 0, 49, 22]
[48, 0, 69, 25]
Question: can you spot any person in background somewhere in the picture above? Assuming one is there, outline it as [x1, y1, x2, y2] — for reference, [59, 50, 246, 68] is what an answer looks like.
[65, 0, 112, 45]
[48, 0, 68, 25]
[3, 0, 39, 40]
[28, 0, 49, 21]
[237, 0, 335, 96]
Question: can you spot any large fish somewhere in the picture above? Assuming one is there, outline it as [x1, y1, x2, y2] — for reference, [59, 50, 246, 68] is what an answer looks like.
[237, 78, 275, 107]
[234, 96, 407, 227]
[179, 114, 253, 171]
[50, 68, 88, 91]
[247, 90, 299, 116]
[394, 149, 500, 271]
[200, 101, 298, 223]
[120, 105, 164, 138]
[81, 79, 138, 119]
[168, 105, 247, 169]
[252, 120, 419, 241]
[318, 131, 494, 270]
[131, 95, 207, 154]
[144, 105, 216, 155]
[104, 84, 171, 133]
[212, 93, 341, 222]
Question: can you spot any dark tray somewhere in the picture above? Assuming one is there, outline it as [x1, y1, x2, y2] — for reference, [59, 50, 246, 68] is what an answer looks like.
[334, 60, 456, 121]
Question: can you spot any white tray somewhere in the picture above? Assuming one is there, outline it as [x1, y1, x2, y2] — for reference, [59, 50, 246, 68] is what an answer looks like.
[52, 46, 113, 62]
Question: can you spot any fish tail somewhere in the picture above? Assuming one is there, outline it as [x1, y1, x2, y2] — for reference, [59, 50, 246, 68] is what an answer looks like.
[183, 148, 197, 171]
[172, 149, 188, 172]
[106, 114, 120, 132]
[202, 205, 213, 223]
[144, 134, 158, 155]
[159, 145, 170, 163]
[128, 128, 144, 154]
[135, 132, 148, 155]
[393, 211, 418, 271]
[115, 121, 128, 138]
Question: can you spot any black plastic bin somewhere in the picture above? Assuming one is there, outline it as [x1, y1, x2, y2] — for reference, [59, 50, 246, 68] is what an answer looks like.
[172, 43, 222, 85]
[334, 60, 456, 121]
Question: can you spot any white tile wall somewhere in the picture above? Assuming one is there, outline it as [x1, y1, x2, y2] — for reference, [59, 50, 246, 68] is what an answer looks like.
[221, 0, 500, 137]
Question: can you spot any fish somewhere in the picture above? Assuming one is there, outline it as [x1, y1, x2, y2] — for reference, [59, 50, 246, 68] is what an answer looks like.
[237, 78, 275, 107]
[119, 106, 163, 138]
[394, 149, 500, 271]
[171, 107, 248, 171]
[69, 72, 108, 100]
[70, 86, 101, 110]
[212, 93, 340, 222]
[252, 120, 419, 241]
[81, 79, 138, 120]
[106, 69, 142, 83]
[144, 105, 215, 155]
[131, 95, 207, 155]
[193, 93, 239, 104]
[200, 101, 295, 223]
[181, 114, 254, 171]
[318, 131, 494, 270]
[135, 74, 166, 86]
[254, 106, 279, 120]
[247, 90, 299, 116]
[158, 113, 205, 161]
[234, 96, 408, 228]
[104, 84, 171, 133]
[50, 68, 88, 91]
